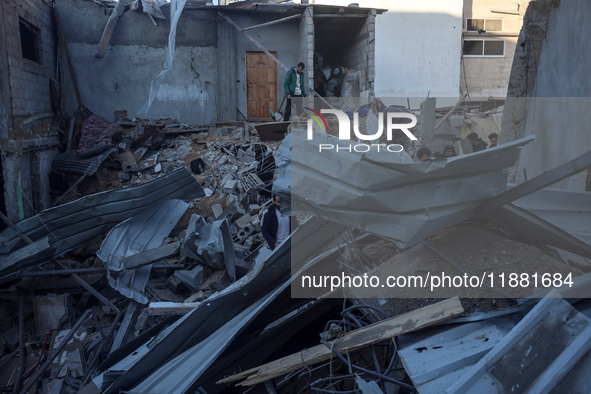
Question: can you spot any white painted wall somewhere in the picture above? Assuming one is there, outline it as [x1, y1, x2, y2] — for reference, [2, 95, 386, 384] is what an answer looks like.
[314, 0, 463, 103]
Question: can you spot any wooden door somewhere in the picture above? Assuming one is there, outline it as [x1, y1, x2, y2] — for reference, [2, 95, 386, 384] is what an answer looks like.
[246, 51, 277, 121]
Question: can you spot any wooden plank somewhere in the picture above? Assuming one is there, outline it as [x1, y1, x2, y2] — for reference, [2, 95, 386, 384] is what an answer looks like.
[243, 14, 302, 31]
[433, 93, 467, 132]
[218, 297, 464, 386]
[95, 0, 132, 58]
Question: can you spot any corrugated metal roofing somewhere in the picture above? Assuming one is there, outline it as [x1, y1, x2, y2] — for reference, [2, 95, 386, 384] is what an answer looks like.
[51, 148, 117, 176]
[274, 133, 535, 248]
[447, 294, 591, 394]
[0, 237, 53, 279]
[129, 280, 289, 393]
[97, 199, 189, 304]
[0, 168, 204, 260]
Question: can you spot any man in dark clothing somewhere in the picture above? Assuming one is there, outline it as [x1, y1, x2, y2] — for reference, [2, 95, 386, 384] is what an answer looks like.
[467, 132, 488, 152]
[284, 62, 307, 121]
[443, 145, 457, 157]
[416, 147, 433, 162]
[261, 195, 297, 250]
[488, 132, 498, 148]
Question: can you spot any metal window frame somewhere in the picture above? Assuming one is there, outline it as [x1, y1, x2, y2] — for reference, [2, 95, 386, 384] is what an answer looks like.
[18, 17, 42, 65]
[462, 39, 505, 58]
[465, 17, 504, 32]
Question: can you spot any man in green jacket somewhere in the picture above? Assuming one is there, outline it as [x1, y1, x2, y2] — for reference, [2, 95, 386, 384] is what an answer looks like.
[284, 62, 306, 121]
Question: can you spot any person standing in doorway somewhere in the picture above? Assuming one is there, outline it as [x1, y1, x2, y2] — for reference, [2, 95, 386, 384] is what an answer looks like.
[284, 62, 307, 121]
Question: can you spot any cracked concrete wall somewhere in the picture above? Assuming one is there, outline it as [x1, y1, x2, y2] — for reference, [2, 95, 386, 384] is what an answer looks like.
[56, 0, 220, 124]
[504, 0, 591, 191]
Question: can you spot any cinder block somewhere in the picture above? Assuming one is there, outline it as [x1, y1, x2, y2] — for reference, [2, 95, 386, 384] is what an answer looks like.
[223, 180, 237, 194]
[233, 213, 252, 230]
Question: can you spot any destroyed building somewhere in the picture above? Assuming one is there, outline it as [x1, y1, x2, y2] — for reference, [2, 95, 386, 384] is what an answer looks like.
[0, 0, 590, 393]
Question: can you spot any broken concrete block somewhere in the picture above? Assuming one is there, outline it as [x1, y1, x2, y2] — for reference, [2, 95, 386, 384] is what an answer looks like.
[212, 203, 224, 219]
[173, 265, 205, 291]
[223, 180, 237, 194]
[243, 172, 264, 187]
[49, 327, 88, 378]
[42, 377, 65, 394]
[232, 127, 245, 138]
[118, 172, 132, 182]
[233, 213, 252, 230]
[448, 115, 465, 128]
[240, 154, 256, 164]
[137, 152, 160, 171]
[34, 294, 72, 336]
[226, 194, 238, 206]
[251, 215, 261, 232]
[167, 275, 183, 294]
[116, 151, 139, 173]
[218, 155, 228, 165]
[195, 175, 213, 189]
[236, 223, 255, 243]
[220, 173, 234, 186]
[248, 204, 260, 216]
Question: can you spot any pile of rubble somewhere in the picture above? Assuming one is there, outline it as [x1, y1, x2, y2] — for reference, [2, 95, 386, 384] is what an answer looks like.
[1, 102, 591, 393]
[0, 114, 293, 392]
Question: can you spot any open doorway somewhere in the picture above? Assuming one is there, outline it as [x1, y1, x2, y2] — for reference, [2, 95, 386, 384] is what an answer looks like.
[314, 12, 373, 97]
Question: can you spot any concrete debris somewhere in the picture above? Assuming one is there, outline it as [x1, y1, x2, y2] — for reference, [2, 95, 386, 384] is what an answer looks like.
[49, 327, 88, 378]
[33, 294, 73, 336]
[97, 199, 189, 304]
[2, 87, 588, 394]
[173, 265, 205, 291]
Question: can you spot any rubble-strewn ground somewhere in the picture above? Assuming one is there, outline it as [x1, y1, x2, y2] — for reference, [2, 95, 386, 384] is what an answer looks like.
[1, 113, 586, 393]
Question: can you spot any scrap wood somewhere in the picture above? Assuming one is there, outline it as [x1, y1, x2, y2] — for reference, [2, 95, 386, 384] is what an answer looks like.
[96, 0, 133, 58]
[161, 127, 208, 136]
[218, 297, 464, 386]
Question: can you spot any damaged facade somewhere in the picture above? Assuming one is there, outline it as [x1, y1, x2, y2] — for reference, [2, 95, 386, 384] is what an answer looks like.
[0, 0, 60, 225]
[0, 0, 589, 393]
